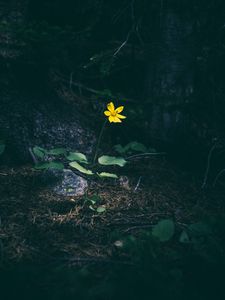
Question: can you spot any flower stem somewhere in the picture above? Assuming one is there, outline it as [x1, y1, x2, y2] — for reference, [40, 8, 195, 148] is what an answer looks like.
[93, 119, 107, 164]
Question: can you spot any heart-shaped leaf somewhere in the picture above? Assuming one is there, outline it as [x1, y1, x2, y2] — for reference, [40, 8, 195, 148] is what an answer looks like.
[152, 219, 175, 242]
[69, 161, 93, 175]
[98, 155, 127, 167]
[66, 152, 88, 164]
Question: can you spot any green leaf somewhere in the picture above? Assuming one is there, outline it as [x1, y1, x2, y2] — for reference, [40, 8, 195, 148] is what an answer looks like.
[98, 155, 127, 167]
[179, 230, 190, 243]
[47, 148, 66, 155]
[97, 172, 118, 179]
[126, 141, 147, 153]
[48, 162, 64, 170]
[35, 161, 64, 170]
[34, 162, 50, 170]
[97, 206, 106, 213]
[69, 161, 93, 175]
[33, 146, 46, 159]
[114, 142, 148, 154]
[152, 219, 175, 242]
[0, 142, 5, 155]
[114, 144, 126, 154]
[89, 205, 95, 211]
[85, 194, 101, 204]
[66, 152, 88, 164]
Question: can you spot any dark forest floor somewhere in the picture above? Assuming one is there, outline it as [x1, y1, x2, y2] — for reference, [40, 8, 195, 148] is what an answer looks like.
[1, 158, 225, 299]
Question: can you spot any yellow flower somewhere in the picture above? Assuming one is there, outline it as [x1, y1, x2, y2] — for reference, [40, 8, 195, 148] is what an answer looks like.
[104, 102, 126, 123]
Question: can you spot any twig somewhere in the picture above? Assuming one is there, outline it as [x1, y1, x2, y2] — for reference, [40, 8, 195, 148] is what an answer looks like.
[213, 169, 225, 187]
[29, 147, 38, 164]
[112, 2, 132, 23]
[134, 176, 142, 192]
[126, 152, 166, 160]
[113, 30, 133, 57]
[135, 19, 145, 46]
[201, 144, 217, 189]
[54, 71, 138, 103]
[108, 217, 166, 227]
[63, 76, 102, 95]
[124, 224, 154, 233]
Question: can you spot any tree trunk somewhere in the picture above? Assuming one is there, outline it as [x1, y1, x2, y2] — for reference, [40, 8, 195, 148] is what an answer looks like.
[145, 2, 195, 144]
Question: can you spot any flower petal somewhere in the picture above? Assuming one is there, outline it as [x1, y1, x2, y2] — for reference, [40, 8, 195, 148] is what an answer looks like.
[117, 114, 126, 119]
[115, 106, 124, 113]
[104, 110, 111, 116]
[107, 102, 115, 113]
[109, 116, 115, 123]
[113, 116, 122, 123]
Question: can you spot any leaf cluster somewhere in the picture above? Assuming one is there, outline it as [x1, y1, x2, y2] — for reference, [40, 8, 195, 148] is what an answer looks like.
[32, 146, 127, 179]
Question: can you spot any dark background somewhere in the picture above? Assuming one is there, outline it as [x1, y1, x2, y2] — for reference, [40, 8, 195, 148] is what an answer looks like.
[1, 0, 225, 170]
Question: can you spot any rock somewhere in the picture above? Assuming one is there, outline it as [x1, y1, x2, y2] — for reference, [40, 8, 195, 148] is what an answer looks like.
[44, 169, 88, 197]
[0, 5, 96, 165]
[119, 176, 131, 190]
[0, 91, 96, 164]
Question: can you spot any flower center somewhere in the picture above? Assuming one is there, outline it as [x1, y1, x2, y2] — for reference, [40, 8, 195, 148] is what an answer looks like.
[111, 111, 117, 116]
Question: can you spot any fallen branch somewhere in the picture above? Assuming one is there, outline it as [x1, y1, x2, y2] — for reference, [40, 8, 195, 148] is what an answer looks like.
[213, 169, 225, 187]
[126, 152, 166, 160]
[123, 224, 154, 233]
[53, 71, 138, 103]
